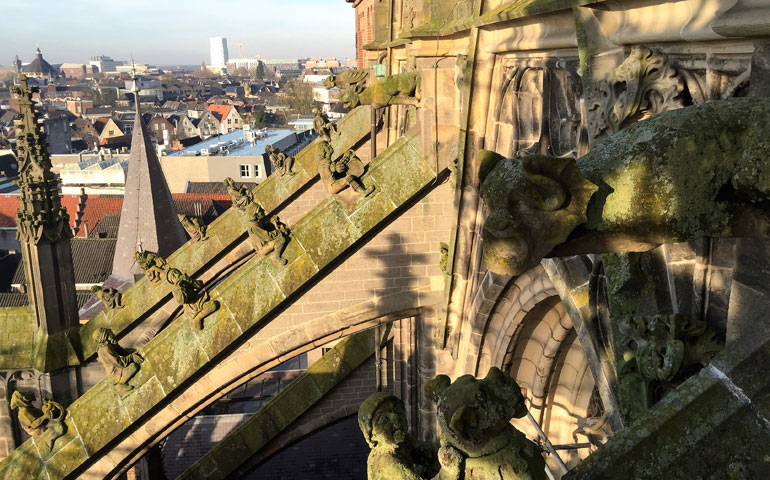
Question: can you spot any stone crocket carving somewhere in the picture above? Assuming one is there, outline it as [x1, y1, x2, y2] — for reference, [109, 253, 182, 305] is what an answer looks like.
[479, 98, 770, 276]
[425, 367, 546, 480]
[10, 391, 67, 456]
[359, 392, 441, 480]
[341, 72, 420, 109]
[265, 144, 296, 177]
[93, 327, 144, 394]
[166, 267, 220, 329]
[178, 214, 207, 242]
[90, 285, 124, 310]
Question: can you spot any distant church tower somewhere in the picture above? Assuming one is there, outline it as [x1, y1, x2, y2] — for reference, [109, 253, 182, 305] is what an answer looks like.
[12, 74, 79, 332]
[111, 71, 186, 281]
[12, 55, 21, 73]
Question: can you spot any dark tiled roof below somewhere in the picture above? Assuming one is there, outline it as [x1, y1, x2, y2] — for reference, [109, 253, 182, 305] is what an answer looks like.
[13, 238, 117, 285]
[0, 292, 28, 308]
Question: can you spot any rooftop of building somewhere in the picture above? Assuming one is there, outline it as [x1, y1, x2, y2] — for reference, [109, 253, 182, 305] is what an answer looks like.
[166, 128, 295, 157]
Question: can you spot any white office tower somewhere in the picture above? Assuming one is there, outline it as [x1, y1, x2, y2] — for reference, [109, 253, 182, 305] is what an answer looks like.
[209, 37, 229, 68]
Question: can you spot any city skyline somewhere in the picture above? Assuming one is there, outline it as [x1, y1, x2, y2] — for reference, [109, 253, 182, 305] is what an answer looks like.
[2, 0, 355, 66]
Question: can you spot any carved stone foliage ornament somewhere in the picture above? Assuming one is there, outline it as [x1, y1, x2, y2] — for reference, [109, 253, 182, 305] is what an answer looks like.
[10, 391, 66, 457]
[494, 59, 584, 159]
[93, 328, 144, 394]
[318, 147, 375, 206]
[90, 285, 124, 310]
[423, 367, 546, 480]
[247, 206, 290, 267]
[358, 392, 440, 480]
[587, 46, 684, 141]
[265, 144, 296, 177]
[166, 268, 220, 329]
[479, 98, 770, 276]
[134, 251, 168, 284]
[178, 214, 208, 242]
[615, 314, 722, 422]
[341, 72, 420, 109]
[11, 74, 72, 244]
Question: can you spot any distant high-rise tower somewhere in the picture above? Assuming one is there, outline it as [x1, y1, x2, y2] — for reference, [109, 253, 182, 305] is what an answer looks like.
[209, 37, 229, 68]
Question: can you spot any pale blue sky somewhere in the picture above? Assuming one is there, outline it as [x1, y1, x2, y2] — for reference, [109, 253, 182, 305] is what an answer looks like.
[1, 0, 355, 66]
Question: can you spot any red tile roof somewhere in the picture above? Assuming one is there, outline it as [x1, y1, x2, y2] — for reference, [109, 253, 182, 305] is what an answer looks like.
[206, 104, 232, 121]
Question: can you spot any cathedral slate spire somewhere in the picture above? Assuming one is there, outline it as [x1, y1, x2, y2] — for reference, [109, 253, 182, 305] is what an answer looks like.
[12, 74, 79, 332]
[111, 72, 186, 281]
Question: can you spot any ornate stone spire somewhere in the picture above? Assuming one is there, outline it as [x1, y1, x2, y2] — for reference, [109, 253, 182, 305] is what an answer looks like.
[12, 73, 79, 331]
[111, 69, 186, 281]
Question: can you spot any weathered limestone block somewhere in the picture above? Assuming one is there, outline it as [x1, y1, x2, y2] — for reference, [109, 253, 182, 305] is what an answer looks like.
[166, 267, 220, 329]
[425, 367, 546, 480]
[9, 391, 66, 457]
[93, 328, 144, 394]
[359, 392, 440, 480]
[479, 98, 770, 275]
[178, 214, 208, 242]
[341, 72, 421, 109]
[90, 285, 124, 310]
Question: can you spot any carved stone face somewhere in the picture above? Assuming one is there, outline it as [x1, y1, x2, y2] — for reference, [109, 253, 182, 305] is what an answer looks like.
[478, 150, 598, 276]
[341, 87, 362, 109]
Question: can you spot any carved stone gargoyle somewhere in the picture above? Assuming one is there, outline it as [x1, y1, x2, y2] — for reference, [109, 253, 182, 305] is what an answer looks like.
[134, 251, 167, 284]
[247, 206, 290, 267]
[425, 367, 546, 480]
[318, 146, 375, 204]
[224, 177, 264, 218]
[10, 391, 66, 457]
[93, 328, 144, 394]
[166, 267, 220, 329]
[178, 214, 207, 242]
[479, 97, 770, 276]
[90, 285, 124, 310]
[358, 392, 440, 480]
[341, 72, 420, 109]
[265, 144, 296, 177]
[313, 108, 337, 142]
[324, 68, 369, 90]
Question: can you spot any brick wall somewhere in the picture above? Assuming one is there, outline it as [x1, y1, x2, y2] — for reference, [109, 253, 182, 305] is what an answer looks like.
[353, 0, 375, 69]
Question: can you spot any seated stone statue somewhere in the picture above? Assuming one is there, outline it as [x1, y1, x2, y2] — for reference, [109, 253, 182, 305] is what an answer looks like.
[166, 268, 220, 329]
[93, 328, 144, 394]
[178, 214, 207, 242]
[90, 285, 124, 310]
[134, 251, 167, 284]
[341, 72, 420, 109]
[266, 144, 296, 177]
[223, 177, 254, 211]
[319, 148, 375, 199]
[479, 98, 770, 276]
[248, 212, 290, 267]
[359, 392, 441, 480]
[10, 391, 66, 456]
[313, 107, 337, 141]
[425, 367, 546, 480]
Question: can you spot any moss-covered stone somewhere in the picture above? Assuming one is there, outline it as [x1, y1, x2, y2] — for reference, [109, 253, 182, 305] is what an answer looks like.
[68, 381, 132, 456]
[292, 200, 362, 269]
[141, 319, 209, 393]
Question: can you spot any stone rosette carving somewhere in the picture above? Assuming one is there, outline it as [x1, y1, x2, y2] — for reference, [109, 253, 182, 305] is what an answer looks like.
[424, 367, 546, 480]
[588, 46, 684, 140]
[358, 392, 440, 480]
[615, 314, 722, 422]
[178, 214, 207, 242]
[479, 98, 770, 276]
[341, 72, 420, 109]
[93, 327, 144, 394]
[90, 285, 124, 310]
[166, 267, 220, 329]
[12, 74, 72, 244]
[265, 144, 296, 177]
[10, 391, 67, 457]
